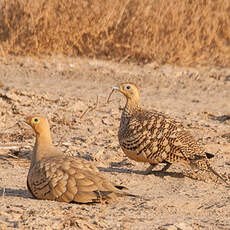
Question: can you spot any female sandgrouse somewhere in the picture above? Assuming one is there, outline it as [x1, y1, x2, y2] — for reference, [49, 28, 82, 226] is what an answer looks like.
[23, 115, 134, 203]
[108, 82, 228, 185]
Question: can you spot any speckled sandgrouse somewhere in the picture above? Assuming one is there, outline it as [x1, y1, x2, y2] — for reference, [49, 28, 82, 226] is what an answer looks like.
[108, 82, 228, 185]
[23, 115, 134, 203]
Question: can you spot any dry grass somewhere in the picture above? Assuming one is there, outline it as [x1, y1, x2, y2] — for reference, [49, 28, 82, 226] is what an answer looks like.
[0, 0, 230, 66]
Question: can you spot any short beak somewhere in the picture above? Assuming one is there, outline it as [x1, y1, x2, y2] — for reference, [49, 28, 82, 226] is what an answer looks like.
[19, 117, 25, 123]
[112, 86, 119, 90]
[19, 117, 29, 125]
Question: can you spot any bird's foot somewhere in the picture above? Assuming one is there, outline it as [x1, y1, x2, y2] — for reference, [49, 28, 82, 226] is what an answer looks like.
[144, 164, 157, 175]
[161, 163, 172, 172]
[144, 163, 172, 177]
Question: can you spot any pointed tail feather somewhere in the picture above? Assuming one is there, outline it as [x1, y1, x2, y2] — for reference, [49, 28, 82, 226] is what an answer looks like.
[190, 159, 229, 186]
[205, 162, 229, 186]
[205, 152, 215, 159]
[115, 185, 128, 190]
[114, 185, 141, 197]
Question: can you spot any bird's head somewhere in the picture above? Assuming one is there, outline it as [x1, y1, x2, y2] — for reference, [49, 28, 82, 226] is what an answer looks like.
[108, 82, 140, 103]
[22, 116, 50, 135]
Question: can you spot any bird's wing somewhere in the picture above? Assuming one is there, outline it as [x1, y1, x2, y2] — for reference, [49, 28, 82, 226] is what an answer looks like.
[27, 156, 129, 203]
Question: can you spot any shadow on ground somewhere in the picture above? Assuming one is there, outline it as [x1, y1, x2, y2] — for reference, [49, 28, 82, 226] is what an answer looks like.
[98, 166, 185, 179]
[0, 187, 32, 199]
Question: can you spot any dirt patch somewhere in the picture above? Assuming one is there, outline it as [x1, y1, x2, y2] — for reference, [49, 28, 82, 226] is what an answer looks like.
[0, 56, 230, 229]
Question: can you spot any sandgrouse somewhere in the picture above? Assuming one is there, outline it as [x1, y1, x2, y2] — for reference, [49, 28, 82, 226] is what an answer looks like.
[108, 82, 228, 185]
[23, 115, 133, 203]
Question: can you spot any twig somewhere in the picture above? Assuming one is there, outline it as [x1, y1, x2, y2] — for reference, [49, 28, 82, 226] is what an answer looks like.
[106, 89, 115, 104]
[0, 144, 31, 149]
[120, 54, 131, 63]
[7, 152, 19, 159]
[80, 96, 99, 119]
[57, 130, 68, 147]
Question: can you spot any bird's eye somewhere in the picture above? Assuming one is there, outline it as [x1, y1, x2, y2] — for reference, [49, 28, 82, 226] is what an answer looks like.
[33, 118, 39, 123]
[125, 85, 131, 90]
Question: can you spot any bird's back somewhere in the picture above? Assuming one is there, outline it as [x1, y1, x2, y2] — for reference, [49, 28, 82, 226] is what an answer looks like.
[118, 108, 206, 164]
[27, 155, 129, 203]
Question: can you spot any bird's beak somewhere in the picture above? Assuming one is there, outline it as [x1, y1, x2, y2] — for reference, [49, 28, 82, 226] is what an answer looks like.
[19, 117, 30, 125]
[112, 86, 119, 90]
[19, 117, 25, 123]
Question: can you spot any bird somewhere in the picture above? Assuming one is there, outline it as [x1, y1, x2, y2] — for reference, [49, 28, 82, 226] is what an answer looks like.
[22, 115, 135, 203]
[108, 82, 229, 185]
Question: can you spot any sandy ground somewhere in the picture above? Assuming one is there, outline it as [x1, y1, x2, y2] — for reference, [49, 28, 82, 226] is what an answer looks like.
[0, 56, 230, 229]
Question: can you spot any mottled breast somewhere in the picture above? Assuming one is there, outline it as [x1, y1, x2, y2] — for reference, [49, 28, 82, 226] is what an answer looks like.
[118, 109, 192, 164]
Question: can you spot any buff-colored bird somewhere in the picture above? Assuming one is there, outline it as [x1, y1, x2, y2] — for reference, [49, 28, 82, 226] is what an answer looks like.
[108, 82, 229, 185]
[23, 115, 134, 203]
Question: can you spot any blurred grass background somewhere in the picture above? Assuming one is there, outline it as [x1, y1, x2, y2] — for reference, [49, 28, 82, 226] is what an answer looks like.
[0, 0, 230, 66]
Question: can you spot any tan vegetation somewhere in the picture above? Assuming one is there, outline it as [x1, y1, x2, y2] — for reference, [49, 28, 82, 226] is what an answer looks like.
[0, 0, 230, 65]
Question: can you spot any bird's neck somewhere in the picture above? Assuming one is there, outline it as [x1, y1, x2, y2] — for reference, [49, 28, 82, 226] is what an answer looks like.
[31, 131, 60, 168]
[123, 97, 141, 115]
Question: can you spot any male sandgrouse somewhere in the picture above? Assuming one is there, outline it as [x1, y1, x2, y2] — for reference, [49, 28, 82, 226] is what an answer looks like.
[23, 115, 134, 203]
[108, 82, 228, 185]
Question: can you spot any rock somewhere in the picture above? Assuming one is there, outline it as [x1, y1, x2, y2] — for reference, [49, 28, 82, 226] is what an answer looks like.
[159, 223, 193, 230]
[175, 222, 193, 230]
[158, 224, 177, 230]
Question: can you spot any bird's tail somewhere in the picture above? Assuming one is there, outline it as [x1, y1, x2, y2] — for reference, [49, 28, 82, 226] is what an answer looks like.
[189, 159, 229, 186]
[114, 185, 141, 198]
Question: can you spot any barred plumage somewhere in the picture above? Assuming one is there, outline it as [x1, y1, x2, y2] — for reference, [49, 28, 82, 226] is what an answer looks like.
[109, 82, 229, 185]
[23, 115, 135, 203]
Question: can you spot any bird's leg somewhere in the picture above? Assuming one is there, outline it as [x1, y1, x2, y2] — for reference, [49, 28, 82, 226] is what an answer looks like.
[161, 162, 172, 172]
[144, 163, 157, 175]
[154, 162, 172, 178]
[144, 162, 172, 176]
